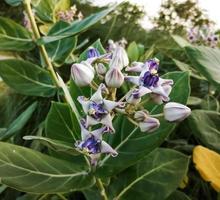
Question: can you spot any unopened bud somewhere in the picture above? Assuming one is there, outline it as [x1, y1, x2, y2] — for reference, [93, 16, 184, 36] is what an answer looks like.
[164, 102, 191, 122]
[71, 61, 95, 86]
[139, 117, 160, 133]
[105, 67, 124, 88]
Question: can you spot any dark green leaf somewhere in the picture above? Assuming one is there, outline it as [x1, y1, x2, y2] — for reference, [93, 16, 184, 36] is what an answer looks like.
[0, 102, 37, 141]
[0, 59, 56, 97]
[0, 17, 34, 51]
[38, 5, 117, 44]
[45, 102, 80, 142]
[45, 21, 78, 66]
[110, 148, 189, 200]
[0, 142, 94, 193]
[23, 135, 80, 156]
[185, 46, 220, 90]
[96, 72, 190, 177]
[187, 110, 220, 153]
[166, 190, 191, 200]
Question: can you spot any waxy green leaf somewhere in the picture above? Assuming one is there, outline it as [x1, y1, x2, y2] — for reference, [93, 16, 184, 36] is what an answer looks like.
[0, 17, 34, 51]
[38, 5, 117, 44]
[0, 142, 94, 193]
[110, 148, 189, 200]
[0, 102, 37, 141]
[0, 59, 56, 97]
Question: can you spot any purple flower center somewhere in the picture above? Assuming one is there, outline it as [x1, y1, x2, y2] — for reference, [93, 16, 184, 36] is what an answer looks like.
[132, 89, 140, 99]
[142, 71, 159, 87]
[81, 135, 101, 154]
[87, 47, 100, 58]
[146, 59, 159, 71]
[88, 101, 108, 120]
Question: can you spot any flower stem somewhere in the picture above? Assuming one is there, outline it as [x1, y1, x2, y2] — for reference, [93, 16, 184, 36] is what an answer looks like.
[23, 0, 81, 119]
[96, 178, 108, 200]
[23, 0, 60, 87]
[57, 194, 68, 200]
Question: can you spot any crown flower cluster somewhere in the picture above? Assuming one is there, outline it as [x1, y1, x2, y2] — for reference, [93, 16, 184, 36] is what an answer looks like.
[71, 42, 191, 165]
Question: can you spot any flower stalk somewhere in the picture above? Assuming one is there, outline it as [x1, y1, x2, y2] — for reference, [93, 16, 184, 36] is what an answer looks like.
[96, 178, 108, 200]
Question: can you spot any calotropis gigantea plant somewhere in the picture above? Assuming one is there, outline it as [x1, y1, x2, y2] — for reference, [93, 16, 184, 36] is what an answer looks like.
[0, 0, 192, 199]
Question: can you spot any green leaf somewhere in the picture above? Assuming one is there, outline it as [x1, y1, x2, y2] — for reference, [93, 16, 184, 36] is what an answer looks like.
[45, 102, 80, 142]
[23, 135, 80, 156]
[187, 96, 202, 106]
[110, 148, 189, 200]
[166, 191, 191, 200]
[4, 0, 22, 6]
[0, 59, 56, 97]
[172, 59, 205, 80]
[187, 110, 220, 153]
[0, 17, 34, 51]
[0, 102, 38, 141]
[79, 39, 106, 62]
[45, 21, 78, 66]
[185, 46, 220, 90]
[0, 142, 94, 193]
[96, 72, 190, 177]
[172, 35, 191, 48]
[38, 5, 117, 44]
[127, 41, 139, 62]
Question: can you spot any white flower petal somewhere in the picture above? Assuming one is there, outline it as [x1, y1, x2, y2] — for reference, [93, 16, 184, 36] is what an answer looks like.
[101, 141, 118, 157]
[125, 76, 140, 85]
[86, 115, 99, 127]
[90, 83, 106, 102]
[101, 114, 115, 132]
[103, 99, 120, 112]
[77, 96, 90, 113]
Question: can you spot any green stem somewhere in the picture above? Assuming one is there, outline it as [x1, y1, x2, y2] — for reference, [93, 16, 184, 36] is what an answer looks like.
[96, 178, 108, 200]
[150, 113, 164, 118]
[23, 0, 81, 119]
[23, 0, 60, 87]
[57, 194, 68, 200]
[38, 194, 48, 200]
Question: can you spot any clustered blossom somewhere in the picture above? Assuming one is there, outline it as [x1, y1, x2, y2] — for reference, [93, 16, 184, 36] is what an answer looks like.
[71, 41, 191, 165]
[56, 5, 83, 23]
[187, 25, 219, 48]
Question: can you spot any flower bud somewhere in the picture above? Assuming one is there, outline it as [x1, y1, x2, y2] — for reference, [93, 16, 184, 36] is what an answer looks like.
[164, 102, 191, 122]
[134, 110, 149, 122]
[109, 46, 129, 69]
[139, 117, 160, 133]
[71, 61, 95, 86]
[96, 63, 107, 75]
[105, 67, 124, 88]
[126, 89, 141, 105]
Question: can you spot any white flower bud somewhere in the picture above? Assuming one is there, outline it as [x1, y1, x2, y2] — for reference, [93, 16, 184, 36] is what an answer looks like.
[96, 63, 107, 75]
[134, 110, 149, 122]
[164, 102, 191, 122]
[71, 61, 95, 87]
[105, 67, 124, 88]
[139, 117, 160, 133]
[109, 46, 129, 69]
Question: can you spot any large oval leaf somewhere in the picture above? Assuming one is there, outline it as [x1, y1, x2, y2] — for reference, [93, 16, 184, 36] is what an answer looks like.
[0, 102, 38, 141]
[96, 72, 190, 177]
[0, 59, 56, 97]
[187, 110, 220, 153]
[38, 5, 117, 44]
[110, 148, 189, 200]
[45, 102, 80, 142]
[45, 21, 78, 66]
[185, 46, 220, 90]
[0, 142, 95, 193]
[0, 17, 34, 51]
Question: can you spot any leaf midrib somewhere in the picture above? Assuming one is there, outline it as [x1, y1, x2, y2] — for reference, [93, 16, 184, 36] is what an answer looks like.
[115, 158, 184, 199]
